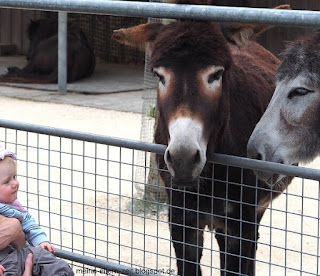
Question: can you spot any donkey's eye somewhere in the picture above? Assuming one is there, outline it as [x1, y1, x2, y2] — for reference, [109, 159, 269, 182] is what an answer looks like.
[208, 69, 224, 84]
[288, 88, 314, 99]
[153, 71, 165, 85]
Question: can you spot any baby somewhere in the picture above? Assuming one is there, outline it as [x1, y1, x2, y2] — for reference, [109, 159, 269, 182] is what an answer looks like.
[0, 146, 74, 275]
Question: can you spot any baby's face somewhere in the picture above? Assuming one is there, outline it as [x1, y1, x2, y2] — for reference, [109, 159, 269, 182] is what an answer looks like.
[0, 157, 19, 204]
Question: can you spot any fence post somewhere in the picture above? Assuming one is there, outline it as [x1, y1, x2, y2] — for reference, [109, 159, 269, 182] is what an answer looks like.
[58, 11, 67, 94]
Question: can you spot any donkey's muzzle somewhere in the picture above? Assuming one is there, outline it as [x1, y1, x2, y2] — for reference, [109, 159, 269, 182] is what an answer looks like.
[164, 144, 205, 186]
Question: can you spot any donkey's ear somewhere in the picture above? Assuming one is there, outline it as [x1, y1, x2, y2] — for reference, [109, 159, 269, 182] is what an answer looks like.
[221, 23, 269, 47]
[112, 23, 164, 52]
[222, 4, 291, 47]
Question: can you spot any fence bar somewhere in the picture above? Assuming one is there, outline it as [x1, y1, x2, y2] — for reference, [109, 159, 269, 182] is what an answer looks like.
[54, 249, 161, 276]
[0, 0, 320, 28]
[0, 119, 167, 154]
[212, 154, 320, 182]
[1, 119, 320, 182]
[58, 11, 67, 95]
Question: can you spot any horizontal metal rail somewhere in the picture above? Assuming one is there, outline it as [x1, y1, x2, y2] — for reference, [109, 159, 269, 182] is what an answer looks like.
[1, 119, 320, 182]
[0, 119, 167, 154]
[0, 0, 320, 28]
[54, 249, 161, 276]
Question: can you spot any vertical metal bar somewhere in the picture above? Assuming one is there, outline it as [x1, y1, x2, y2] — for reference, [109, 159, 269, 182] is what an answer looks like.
[143, 151, 147, 268]
[58, 11, 67, 94]
[196, 178, 200, 276]
[156, 151, 159, 271]
[71, 139, 74, 259]
[224, 165, 229, 274]
[14, 129, 17, 160]
[168, 165, 173, 272]
[300, 179, 305, 273]
[285, 179, 289, 275]
[106, 145, 110, 262]
[210, 164, 215, 276]
[94, 143, 97, 260]
[131, 150, 135, 268]
[48, 135, 51, 240]
[37, 134, 40, 239]
[254, 171, 258, 275]
[59, 137, 62, 250]
[239, 168, 244, 274]
[26, 132, 29, 221]
[118, 147, 122, 265]
[82, 141, 85, 258]
[182, 186, 186, 275]
[317, 181, 320, 276]
[269, 179, 274, 276]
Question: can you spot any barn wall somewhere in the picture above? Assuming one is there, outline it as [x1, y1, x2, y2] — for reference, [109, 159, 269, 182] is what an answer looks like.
[0, 9, 146, 64]
[213, 0, 320, 56]
[0, 9, 42, 54]
[254, 0, 320, 56]
[69, 13, 147, 64]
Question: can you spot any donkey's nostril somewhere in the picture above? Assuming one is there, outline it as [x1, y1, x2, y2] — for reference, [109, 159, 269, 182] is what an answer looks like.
[256, 153, 263, 161]
[247, 147, 265, 161]
[166, 150, 172, 164]
[193, 150, 201, 164]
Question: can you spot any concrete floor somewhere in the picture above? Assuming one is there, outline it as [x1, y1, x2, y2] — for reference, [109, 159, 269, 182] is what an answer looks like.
[0, 85, 144, 113]
[0, 55, 147, 113]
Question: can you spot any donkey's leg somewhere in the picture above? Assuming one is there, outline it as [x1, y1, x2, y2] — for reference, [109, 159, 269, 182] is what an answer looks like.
[169, 190, 205, 276]
[215, 213, 258, 275]
[7, 67, 22, 74]
[21, 61, 39, 73]
[245, 208, 266, 273]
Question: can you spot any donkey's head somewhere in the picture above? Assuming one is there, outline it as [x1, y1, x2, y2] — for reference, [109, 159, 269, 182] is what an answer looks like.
[248, 30, 320, 186]
[113, 11, 285, 186]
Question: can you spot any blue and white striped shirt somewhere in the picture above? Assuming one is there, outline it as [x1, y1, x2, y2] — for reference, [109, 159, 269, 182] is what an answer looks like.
[0, 202, 48, 246]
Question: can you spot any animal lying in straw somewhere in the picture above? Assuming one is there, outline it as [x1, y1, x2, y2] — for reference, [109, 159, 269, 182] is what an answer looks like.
[0, 18, 95, 84]
[247, 30, 320, 186]
[113, 3, 290, 275]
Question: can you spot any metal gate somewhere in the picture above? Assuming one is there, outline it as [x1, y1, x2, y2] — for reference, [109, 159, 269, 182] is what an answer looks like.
[0, 1, 320, 275]
[0, 119, 319, 275]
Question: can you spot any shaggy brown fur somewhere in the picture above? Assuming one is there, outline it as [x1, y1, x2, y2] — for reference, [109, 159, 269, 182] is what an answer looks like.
[112, 4, 291, 275]
[0, 18, 95, 84]
[152, 22, 283, 276]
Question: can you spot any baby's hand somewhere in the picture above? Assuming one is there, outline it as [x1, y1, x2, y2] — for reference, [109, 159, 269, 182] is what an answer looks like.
[0, 264, 5, 276]
[37, 241, 56, 253]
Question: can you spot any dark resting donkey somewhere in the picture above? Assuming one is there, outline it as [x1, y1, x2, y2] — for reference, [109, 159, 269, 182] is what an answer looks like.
[0, 18, 95, 84]
[113, 5, 290, 276]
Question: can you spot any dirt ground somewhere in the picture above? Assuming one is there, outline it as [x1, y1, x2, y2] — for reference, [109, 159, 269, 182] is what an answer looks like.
[0, 95, 319, 275]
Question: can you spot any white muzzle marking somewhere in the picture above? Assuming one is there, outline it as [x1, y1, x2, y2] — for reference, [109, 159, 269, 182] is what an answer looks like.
[165, 117, 207, 181]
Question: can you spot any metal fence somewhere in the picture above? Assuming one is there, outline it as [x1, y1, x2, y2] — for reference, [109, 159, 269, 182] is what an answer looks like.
[0, 119, 320, 275]
[1, 1, 320, 275]
[2, 0, 320, 28]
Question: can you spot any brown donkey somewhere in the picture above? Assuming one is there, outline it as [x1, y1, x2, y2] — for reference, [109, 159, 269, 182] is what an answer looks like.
[113, 4, 290, 275]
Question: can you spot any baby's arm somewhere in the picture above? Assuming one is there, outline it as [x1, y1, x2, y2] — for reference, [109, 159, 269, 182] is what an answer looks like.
[0, 203, 53, 252]
[23, 214, 57, 253]
[21, 213, 49, 247]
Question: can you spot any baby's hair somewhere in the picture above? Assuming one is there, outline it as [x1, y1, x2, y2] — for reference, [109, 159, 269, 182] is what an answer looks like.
[1, 156, 17, 168]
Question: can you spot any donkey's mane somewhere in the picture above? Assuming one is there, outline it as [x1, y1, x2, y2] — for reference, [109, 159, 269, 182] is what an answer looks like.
[277, 30, 320, 85]
[150, 21, 231, 69]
